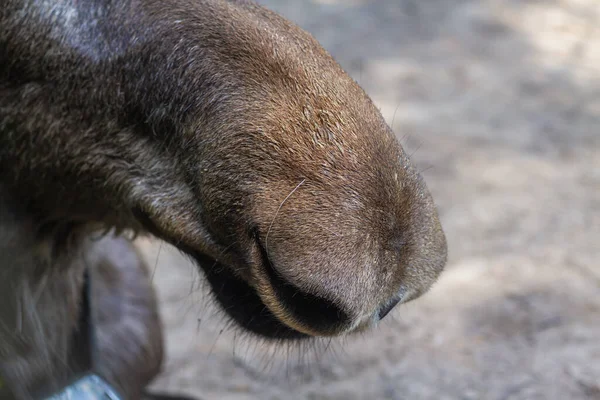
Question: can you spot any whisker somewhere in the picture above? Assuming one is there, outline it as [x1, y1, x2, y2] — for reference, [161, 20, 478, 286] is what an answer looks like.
[408, 141, 423, 160]
[207, 328, 224, 357]
[419, 165, 435, 174]
[391, 103, 401, 132]
[265, 179, 306, 254]
[151, 240, 163, 283]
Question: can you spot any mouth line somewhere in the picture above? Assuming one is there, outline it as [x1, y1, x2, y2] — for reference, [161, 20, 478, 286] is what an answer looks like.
[191, 248, 310, 339]
[137, 204, 351, 339]
[132, 205, 308, 339]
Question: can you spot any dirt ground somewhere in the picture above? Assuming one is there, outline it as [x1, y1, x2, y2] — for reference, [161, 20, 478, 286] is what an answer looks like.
[141, 0, 600, 399]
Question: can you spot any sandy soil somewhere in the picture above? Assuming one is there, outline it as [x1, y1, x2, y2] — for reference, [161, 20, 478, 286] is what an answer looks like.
[142, 0, 600, 399]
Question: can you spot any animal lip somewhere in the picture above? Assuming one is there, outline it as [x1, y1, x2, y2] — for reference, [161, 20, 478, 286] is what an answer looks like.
[190, 248, 308, 339]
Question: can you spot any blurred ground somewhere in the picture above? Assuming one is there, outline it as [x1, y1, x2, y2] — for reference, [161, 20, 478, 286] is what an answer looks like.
[143, 0, 600, 399]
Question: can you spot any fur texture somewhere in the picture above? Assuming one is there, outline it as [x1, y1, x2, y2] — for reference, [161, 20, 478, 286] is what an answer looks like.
[0, 0, 447, 398]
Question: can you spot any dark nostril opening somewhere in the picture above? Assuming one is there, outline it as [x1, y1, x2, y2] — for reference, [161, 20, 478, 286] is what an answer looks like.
[378, 297, 401, 320]
[254, 231, 351, 334]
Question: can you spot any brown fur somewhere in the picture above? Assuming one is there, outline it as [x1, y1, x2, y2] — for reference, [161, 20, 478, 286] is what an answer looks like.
[0, 0, 447, 398]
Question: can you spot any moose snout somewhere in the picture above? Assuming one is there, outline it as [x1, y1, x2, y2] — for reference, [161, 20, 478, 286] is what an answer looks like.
[243, 180, 448, 338]
[200, 185, 447, 340]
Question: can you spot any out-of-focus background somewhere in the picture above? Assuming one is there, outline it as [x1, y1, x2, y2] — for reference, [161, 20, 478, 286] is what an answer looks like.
[144, 1, 600, 399]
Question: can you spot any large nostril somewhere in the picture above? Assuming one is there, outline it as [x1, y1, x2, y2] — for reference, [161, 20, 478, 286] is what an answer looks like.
[254, 231, 351, 335]
[378, 296, 401, 320]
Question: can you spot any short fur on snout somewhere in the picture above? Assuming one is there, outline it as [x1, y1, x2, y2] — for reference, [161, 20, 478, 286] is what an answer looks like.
[0, 0, 446, 397]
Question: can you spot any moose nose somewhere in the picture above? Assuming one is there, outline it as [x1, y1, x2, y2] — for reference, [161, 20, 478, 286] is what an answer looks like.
[378, 296, 402, 320]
